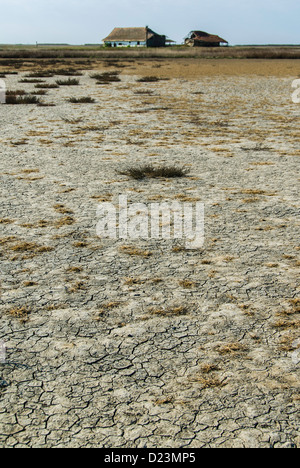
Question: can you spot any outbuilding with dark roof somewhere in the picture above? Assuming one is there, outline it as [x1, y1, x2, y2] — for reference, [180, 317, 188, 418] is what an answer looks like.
[185, 31, 228, 47]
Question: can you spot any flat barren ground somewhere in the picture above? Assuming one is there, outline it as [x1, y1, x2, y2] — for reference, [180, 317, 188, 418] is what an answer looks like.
[0, 58, 299, 448]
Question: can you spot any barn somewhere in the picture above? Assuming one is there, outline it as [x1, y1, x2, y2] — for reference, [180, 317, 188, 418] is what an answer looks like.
[185, 31, 228, 47]
[103, 27, 166, 48]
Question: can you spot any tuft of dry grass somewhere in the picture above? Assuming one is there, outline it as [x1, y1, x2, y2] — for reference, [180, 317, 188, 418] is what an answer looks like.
[150, 305, 189, 317]
[79, 125, 106, 132]
[178, 279, 197, 289]
[241, 143, 271, 152]
[154, 397, 175, 406]
[249, 161, 275, 166]
[66, 266, 83, 273]
[73, 241, 88, 248]
[20, 219, 52, 229]
[53, 204, 74, 215]
[118, 164, 190, 180]
[8, 306, 31, 323]
[95, 301, 122, 321]
[239, 189, 269, 196]
[23, 281, 38, 287]
[6, 89, 27, 96]
[151, 278, 163, 284]
[19, 78, 46, 83]
[7, 241, 53, 255]
[273, 319, 300, 330]
[192, 376, 227, 389]
[5, 95, 41, 105]
[90, 71, 121, 84]
[54, 216, 76, 228]
[123, 277, 146, 285]
[238, 304, 255, 316]
[172, 245, 186, 253]
[175, 194, 201, 202]
[31, 90, 48, 96]
[137, 76, 169, 83]
[11, 139, 29, 146]
[67, 96, 95, 103]
[49, 68, 83, 76]
[0, 218, 14, 224]
[26, 71, 54, 78]
[119, 245, 152, 258]
[280, 335, 300, 352]
[200, 364, 219, 374]
[67, 281, 87, 293]
[56, 78, 80, 86]
[216, 342, 247, 355]
[289, 298, 300, 311]
[242, 197, 260, 204]
[34, 83, 59, 89]
[61, 117, 83, 124]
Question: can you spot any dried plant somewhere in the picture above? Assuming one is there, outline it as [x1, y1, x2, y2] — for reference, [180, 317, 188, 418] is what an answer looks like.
[118, 164, 190, 180]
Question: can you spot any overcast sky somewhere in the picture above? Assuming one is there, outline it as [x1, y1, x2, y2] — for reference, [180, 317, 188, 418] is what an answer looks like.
[0, 0, 299, 45]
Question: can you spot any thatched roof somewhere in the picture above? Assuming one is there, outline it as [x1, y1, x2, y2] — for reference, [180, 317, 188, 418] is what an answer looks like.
[103, 27, 159, 42]
[188, 31, 228, 44]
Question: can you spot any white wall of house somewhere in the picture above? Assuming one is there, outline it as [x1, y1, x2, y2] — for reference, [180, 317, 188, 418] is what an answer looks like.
[105, 41, 147, 47]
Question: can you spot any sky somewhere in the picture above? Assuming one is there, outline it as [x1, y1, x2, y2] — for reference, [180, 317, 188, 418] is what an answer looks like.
[0, 0, 299, 45]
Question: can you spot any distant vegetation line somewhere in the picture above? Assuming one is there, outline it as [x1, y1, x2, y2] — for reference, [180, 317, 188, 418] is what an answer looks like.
[0, 46, 300, 60]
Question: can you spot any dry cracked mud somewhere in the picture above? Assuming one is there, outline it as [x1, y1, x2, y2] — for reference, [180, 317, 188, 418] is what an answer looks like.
[0, 60, 299, 448]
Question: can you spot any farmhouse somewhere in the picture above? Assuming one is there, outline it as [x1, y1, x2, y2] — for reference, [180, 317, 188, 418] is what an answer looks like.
[185, 31, 228, 47]
[103, 26, 166, 48]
